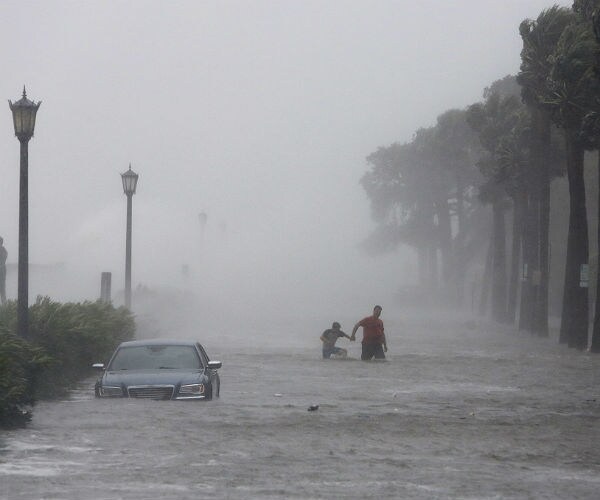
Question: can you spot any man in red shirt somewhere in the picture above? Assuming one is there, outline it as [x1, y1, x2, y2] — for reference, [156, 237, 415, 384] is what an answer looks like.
[350, 305, 387, 360]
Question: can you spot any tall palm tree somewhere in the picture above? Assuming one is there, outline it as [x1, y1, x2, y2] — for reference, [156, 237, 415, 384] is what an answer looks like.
[361, 139, 439, 289]
[518, 6, 574, 337]
[574, 0, 600, 352]
[467, 91, 522, 323]
[361, 121, 484, 301]
[496, 109, 531, 323]
[545, 17, 600, 349]
[432, 109, 482, 305]
[482, 76, 531, 324]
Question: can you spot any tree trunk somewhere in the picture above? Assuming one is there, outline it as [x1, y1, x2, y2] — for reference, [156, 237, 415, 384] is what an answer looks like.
[519, 192, 536, 332]
[428, 244, 439, 292]
[519, 189, 538, 332]
[454, 178, 466, 307]
[519, 108, 543, 333]
[436, 196, 453, 290]
[508, 191, 525, 324]
[559, 132, 589, 350]
[479, 237, 493, 317]
[491, 199, 508, 323]
[590, 152, 600, 352]
[532, 111, 551, 337]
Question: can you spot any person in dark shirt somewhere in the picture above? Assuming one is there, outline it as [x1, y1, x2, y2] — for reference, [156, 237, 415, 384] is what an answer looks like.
[350, 305, 387, 360]
[320, 322, 350, 359]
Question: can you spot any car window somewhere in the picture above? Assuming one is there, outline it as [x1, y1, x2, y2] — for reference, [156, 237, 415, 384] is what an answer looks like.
[108, 345, 202, 370]
[196, 343, 210, 364]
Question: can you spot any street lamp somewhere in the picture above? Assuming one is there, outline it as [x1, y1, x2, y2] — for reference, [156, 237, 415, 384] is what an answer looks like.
[8, 87, 41, 340]
[121, 164, 138, 309]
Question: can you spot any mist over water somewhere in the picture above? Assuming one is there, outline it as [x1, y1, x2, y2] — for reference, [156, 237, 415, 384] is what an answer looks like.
[0, 0, 571, 317]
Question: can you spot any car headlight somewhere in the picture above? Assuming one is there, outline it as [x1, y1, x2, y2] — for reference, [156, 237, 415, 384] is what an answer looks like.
[99, 385, 124, 397]
[178, 383, 204, 396]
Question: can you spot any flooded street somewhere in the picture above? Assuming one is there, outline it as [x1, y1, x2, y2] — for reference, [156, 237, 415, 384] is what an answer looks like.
[1, 311, 600, 499]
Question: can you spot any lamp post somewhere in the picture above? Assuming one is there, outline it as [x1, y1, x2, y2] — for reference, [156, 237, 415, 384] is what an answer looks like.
[121, 164, 138, 309]
[9, 87, 41, 340]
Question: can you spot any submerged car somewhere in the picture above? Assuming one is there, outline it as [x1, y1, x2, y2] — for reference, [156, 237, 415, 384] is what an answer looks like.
[93, 339, 221, 400]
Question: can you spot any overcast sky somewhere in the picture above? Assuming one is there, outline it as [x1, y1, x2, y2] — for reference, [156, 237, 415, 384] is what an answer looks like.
[0, 0, 572, 319]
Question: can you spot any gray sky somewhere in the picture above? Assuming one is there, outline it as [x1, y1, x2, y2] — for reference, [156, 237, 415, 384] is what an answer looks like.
[0, 0, 571, 318]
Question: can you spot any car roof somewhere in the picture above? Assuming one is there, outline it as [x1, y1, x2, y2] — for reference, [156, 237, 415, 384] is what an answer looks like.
[118, 339, 200, 347]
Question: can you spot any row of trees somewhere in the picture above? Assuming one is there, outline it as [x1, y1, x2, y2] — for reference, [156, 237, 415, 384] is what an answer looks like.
[361, 1, 600, 352]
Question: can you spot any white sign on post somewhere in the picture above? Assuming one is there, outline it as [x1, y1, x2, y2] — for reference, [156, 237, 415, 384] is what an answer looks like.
[580, 264, 589, 288]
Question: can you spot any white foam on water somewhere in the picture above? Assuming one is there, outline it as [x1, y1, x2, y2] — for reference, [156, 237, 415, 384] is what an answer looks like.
[4, 439, 54, 453]
[0, 458, 83, 477]
[388, 382, 521, 395]
[5, 439, 99, 455]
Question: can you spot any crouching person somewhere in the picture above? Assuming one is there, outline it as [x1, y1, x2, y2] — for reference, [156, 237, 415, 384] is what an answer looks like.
[320, 322, 350, 359]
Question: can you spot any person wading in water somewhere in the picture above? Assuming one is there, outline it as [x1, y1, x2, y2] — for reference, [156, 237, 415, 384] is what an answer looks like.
[320, 322, 351, 359]
[350, 305, 387, 360]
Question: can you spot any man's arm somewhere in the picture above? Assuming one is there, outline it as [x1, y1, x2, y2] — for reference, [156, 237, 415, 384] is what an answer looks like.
[349, 322, 360, 341]
[381, 322, 388, 351]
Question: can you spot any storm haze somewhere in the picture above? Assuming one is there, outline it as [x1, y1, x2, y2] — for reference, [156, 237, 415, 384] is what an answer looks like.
[0, 0, 571, 325]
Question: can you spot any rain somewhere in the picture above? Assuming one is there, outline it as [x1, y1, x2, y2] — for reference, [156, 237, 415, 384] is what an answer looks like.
[2, 1, 600, 499]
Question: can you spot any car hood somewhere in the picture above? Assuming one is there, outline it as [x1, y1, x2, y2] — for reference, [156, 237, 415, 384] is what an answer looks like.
[102, 369, 205, 387]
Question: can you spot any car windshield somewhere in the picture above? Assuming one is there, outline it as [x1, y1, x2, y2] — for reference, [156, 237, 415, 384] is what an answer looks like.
[108, 345, 202, 370]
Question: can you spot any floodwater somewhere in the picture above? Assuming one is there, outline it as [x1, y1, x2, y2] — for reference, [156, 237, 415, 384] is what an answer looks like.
[1, 311, 600, 499]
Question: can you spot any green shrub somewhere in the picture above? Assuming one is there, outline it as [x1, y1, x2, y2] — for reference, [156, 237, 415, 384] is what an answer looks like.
[0, 296, 135, 427]
[28, 297, 135, 397]
[0, 328, 50, 428]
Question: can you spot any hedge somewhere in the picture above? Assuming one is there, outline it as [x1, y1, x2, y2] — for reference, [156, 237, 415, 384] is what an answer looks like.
[0, 296, 135, 428]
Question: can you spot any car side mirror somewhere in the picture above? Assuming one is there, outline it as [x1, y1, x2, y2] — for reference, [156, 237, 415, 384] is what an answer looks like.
[92, 363, 105, 370]
[207, 360, 222, 370]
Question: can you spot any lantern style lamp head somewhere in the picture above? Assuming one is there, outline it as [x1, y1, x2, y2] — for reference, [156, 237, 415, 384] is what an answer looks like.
[9, 87, 41, 142]
[121, 164, 139, 196]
